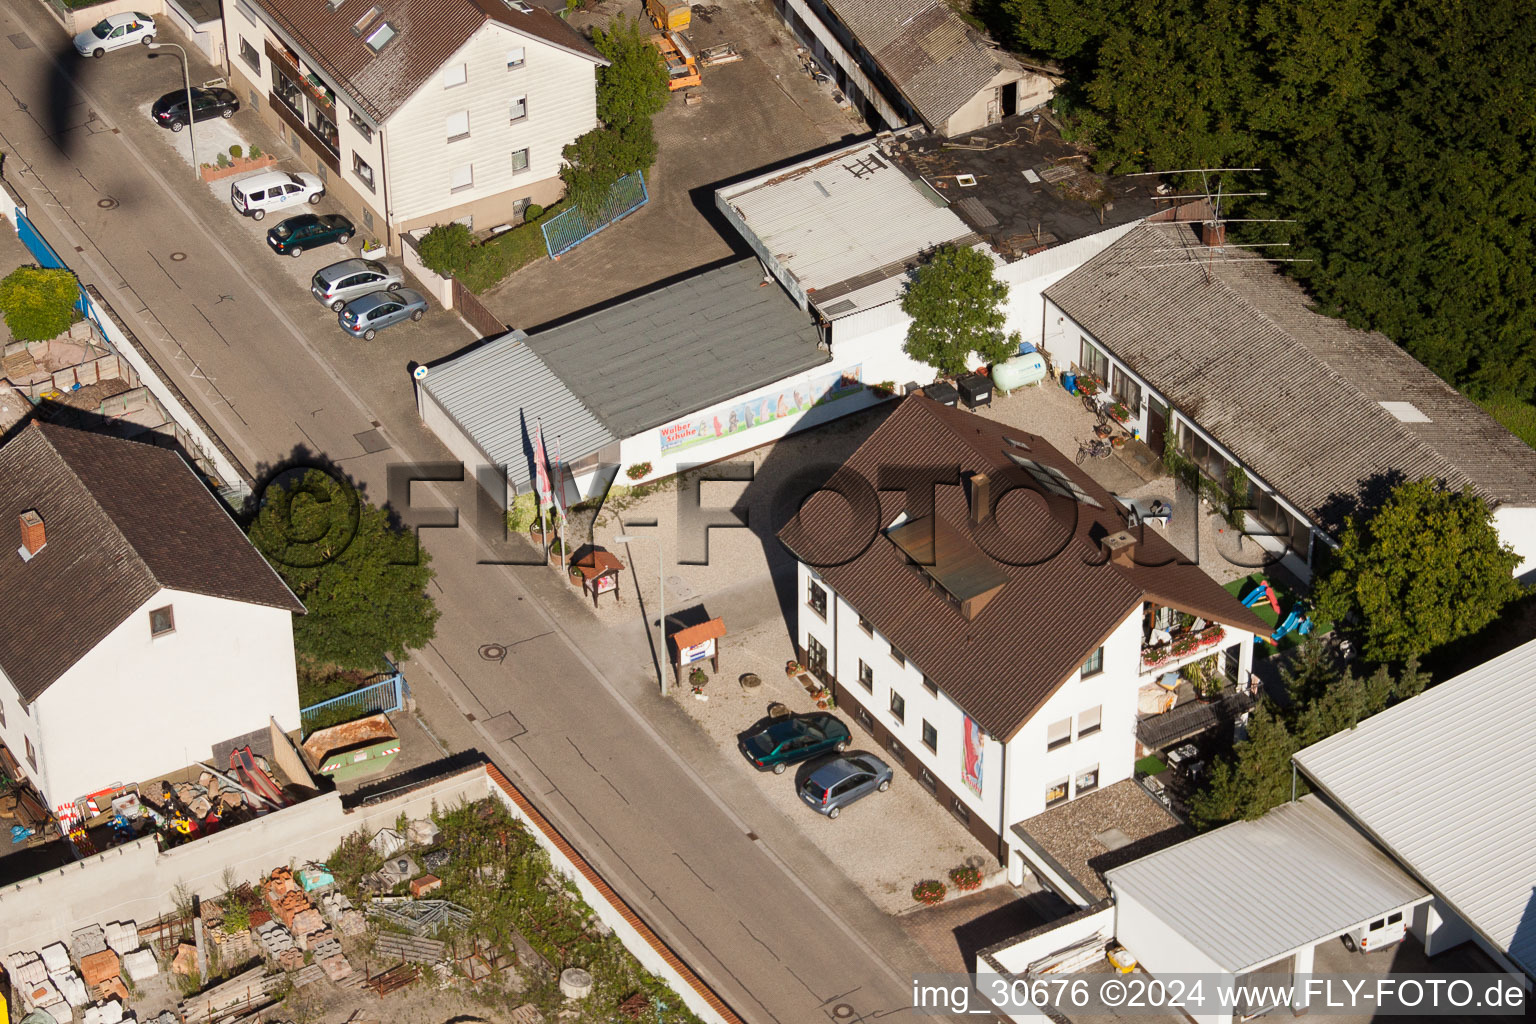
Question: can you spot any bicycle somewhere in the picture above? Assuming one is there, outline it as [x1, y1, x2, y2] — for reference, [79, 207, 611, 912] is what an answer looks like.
[1076, 439, 1113, 464]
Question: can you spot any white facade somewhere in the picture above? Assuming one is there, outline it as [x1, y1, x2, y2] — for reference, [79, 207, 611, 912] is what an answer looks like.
[1, 588, 299, 812]
[795, 562, 1252, 856]
[222, 1, 599, 239]
[384, 22, 599, 225]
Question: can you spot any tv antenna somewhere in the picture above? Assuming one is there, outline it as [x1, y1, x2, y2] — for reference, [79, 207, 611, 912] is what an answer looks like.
[1126, 168, 1307, 282]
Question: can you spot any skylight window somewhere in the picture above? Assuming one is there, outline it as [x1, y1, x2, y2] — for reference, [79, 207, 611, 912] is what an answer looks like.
[352, 5, 381, 34]
[1005, 452, 1102, 508]
[1379, 401, 1431, 423]
[365, 20, 398, 52]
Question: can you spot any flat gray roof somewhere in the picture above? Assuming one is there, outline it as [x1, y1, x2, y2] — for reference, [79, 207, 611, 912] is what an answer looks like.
[418, 330, 615, 488]
[1104, 794, 1428, 974]
[1293, 638, 1536, 979]
[523, 260, 829, 437]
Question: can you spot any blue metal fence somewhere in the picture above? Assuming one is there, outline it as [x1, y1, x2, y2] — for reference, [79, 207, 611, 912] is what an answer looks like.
[16, 212, 68, 269]
[300, 667, 408, 735]
[540, 171, 649, 258]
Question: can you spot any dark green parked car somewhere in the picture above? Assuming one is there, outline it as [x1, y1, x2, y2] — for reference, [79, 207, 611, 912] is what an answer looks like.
[266, 213, 354, 257]
[739, 713, 850, 774]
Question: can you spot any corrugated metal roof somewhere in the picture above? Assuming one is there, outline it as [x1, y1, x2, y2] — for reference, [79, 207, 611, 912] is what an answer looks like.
[0, 424, 303, 701]
[1293, 639, 1536, 978]
[1045, 223, 1536, 520]
[1105, 795, 1429, 973]
[419, 330, 615, 486]
[819, 0, 1017, 129]
[523, 260, 829, 438]
[717, 142, 985, 317]
[247, 0, 603, 123]
[777, 396, 1267, 740]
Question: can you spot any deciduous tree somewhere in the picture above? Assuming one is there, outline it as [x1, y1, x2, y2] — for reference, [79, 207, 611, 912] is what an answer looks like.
[901, 245, 1020, 377]
[0, 266, 80, 342]
[247, 469, 440, 670]
[1313, 479, 1520, 663]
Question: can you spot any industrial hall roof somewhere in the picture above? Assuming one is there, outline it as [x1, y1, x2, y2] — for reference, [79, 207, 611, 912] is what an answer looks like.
[1104, 795, 1429, 975]
[0, 423, 304, 702]
[245, 0, 605, 123]
[1293, 637, 1536, 980]
[818, 0, 1025, 131]
[1045, 222, 1536, 525]
[776, 396, 1267, 740]
[523, 259, 829, 438]
[417, 329, 616, 488]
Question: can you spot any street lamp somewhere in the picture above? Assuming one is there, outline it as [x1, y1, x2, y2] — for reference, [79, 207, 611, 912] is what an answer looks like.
[147, 42, 195, 176]
[614, 532, 666, 696]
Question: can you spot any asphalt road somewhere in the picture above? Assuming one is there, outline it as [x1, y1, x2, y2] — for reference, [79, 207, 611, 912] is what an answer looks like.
[0, 5, 954, 1023]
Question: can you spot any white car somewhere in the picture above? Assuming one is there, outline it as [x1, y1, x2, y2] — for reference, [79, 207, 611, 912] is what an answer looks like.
[230, 170, 325, 221]
[74, 12, 156, 58]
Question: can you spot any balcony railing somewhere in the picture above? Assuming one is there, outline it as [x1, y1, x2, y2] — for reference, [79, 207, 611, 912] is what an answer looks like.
[1141, 624, 1226, 675]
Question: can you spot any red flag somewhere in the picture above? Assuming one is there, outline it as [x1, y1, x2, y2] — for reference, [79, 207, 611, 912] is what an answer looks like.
[533, 422, 552, 507]
[551, 435, 565, 514]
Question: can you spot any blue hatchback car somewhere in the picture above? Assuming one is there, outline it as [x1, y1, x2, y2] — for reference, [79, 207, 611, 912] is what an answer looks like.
[740, 713, 850, 774]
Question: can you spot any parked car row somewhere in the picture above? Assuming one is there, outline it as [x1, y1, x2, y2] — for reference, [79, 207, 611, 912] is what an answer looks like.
[224, 169, 427, 339]
[738, 713, 893, 820]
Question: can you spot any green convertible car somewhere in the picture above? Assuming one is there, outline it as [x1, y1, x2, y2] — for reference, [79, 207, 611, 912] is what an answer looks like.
[266, 213, 354, 257]
[739, 713, 851, 774]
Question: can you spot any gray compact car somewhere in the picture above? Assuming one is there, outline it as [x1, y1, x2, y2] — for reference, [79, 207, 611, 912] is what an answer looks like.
[338, 288, 427, 339]
[312, 259, 405, 311]
[798, 753, 892, 819]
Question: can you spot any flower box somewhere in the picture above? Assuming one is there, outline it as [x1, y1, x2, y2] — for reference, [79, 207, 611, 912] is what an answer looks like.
[200, 154, 278, 183]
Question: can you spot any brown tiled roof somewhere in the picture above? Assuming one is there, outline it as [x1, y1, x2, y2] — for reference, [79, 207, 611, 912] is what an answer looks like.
[776, 397, 1266, 740]
[0, 424, 303, 702]
[1045, 223, 1536, 523]
[247, 0, 604, 123]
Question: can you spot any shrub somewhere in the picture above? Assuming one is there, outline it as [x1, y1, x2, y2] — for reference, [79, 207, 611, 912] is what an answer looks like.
[911, 879, 947, 905]
[229, 144, 242, 160]
[457, 241, 511, 293]
[248, 145, 262, 159]
[216, 152, 230, 167]
[948, 865, 983, 891]
[0, 266, 80, 342]
[523, 203, 544, 222]
[625, 461, 652, 481]
[689, 667, 707, 687]
[418, 222, 476, 278]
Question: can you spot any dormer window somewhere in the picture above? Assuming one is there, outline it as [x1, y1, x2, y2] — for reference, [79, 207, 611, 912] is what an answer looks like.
[365, 21, 397, 52]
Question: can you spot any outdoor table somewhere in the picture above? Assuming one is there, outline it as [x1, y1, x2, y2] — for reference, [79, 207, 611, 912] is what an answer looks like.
[1166, 743, 1199, 768]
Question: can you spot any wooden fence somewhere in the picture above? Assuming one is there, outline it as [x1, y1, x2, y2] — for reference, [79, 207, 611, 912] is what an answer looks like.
[451, 279, 507, 339]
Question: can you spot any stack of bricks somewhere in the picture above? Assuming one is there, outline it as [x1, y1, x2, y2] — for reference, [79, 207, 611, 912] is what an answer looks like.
[320, 891, 367, 936]
[313, 937, 353, 982]
[78, 949, 122, 998]
[253, 920, 304, 971]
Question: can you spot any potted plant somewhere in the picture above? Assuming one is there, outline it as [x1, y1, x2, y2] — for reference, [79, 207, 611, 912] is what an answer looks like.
[1170, 635, 1199, 657]
[689, 667, 708, 692]
[870, 380, 897, 399]
[1109, 401, 1130, 423]
[948, 865, 983, 892]
[785, 659, 803, 677]
[911, 879, 947, 906]
[569, 564, 583, 587]
[1185, 655, 1222, 701]
[360, 239, 385, 257]
[626, 461, 653, 481]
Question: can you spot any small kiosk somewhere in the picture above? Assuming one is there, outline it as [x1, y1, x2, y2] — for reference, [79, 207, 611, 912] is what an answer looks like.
[572, 550, 625, 608]
[669, 618, 726, 689]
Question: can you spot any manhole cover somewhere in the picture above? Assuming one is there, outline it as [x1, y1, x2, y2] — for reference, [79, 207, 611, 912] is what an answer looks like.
[169, 252, 187, 262]
[832, 1005, 855, 1019]
[97, 197, 119, 210]
[479, 644, 507, 662]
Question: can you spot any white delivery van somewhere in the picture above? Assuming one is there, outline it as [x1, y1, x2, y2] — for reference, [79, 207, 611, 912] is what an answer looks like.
[231, 170, 325, 220]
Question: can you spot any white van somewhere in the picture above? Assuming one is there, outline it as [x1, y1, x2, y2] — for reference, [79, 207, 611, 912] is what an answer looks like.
[230, 170, 325, 221]
[1343, 910, 1407, 953]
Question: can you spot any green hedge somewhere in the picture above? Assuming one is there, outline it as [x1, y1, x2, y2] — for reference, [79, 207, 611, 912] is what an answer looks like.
[418, 207, 560, 294]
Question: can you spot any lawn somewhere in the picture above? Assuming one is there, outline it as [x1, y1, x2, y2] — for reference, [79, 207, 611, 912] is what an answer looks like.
[1223, 573, 1329, 655]
[1478, 395, 1536, 449]
[1134, 754, 1167, 776]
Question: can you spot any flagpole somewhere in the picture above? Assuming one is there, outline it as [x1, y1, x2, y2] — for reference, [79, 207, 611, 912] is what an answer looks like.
[555, 434, 567, 571]
[536, 419, 548, 560]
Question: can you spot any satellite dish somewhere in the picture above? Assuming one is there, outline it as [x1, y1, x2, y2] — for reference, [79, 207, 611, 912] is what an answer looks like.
[412, 364, 429, 380]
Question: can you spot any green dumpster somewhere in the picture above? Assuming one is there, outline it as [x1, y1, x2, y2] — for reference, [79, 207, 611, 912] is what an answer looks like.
[302, 713, 401, 782]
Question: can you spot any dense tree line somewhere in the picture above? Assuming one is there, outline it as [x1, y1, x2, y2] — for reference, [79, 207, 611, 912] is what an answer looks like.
[983, 0, 1536, 410]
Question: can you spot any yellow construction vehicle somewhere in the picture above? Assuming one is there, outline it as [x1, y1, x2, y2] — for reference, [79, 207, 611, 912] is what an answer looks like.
[646, 0, 691, 33]
[653, 31, 701, 91]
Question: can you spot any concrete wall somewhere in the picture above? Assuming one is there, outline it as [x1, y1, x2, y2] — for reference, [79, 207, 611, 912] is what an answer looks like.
[1492, 504, 1536, 581]
[976, 904, 1115, 1022]
[941, 67, 1053, 138]
[162, 0, 221, 63]
[0, 769, 488, 956]
[400, 233, 457, 308]
[384, 22, 598, 226]
[1111, 887, 1231, 1024]
[775, 0, 905, 129]
[31, 588, 299, 813]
